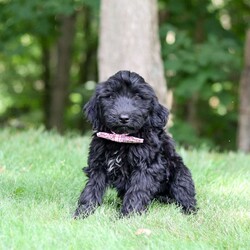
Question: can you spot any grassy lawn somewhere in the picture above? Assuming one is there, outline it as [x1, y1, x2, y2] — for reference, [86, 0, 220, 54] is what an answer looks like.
[0, 129, 249, 250]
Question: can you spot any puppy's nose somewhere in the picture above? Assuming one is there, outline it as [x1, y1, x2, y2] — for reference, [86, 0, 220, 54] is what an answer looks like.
[119, 114, 130, 124]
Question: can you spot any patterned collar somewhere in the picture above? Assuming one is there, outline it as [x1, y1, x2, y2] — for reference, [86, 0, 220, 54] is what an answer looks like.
[96, 132, 144, 144]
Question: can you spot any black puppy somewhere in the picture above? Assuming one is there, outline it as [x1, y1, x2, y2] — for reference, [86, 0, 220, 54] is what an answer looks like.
[74, 70, 196, 218]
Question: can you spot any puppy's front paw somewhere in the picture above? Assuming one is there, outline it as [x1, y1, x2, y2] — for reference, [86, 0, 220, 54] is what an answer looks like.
[73, 204, 93, 219]
[121, 204, 147, 217]
[73, 206, 84, 219]
[181, 205, 198, 215]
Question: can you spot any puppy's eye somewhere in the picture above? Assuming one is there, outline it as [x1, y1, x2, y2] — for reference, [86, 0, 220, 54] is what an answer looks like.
[104, 94, 114, 99]
[134, 94, 143, 100]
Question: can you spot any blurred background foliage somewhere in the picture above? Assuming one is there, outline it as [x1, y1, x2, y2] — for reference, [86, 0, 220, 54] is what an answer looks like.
[0, 0, 249, 151]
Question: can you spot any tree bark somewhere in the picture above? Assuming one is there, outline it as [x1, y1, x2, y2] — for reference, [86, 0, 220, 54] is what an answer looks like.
[48, 14, 76, 132]
[238, 29, 250, 152]
[79, 6, 98, 84]
[98, 0, 167, 105]
[41, 41, 51, 129]
[186, 15, 205, 134]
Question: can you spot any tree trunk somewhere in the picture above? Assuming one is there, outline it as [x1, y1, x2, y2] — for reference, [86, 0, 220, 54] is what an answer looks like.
[79, 6, 98, 84]
[187, 93, 200, 132]
[238, 29, 250, 152]
[48, 14, 76, 132]
[186, 15, 205, 134]
[41, 41, 51, 129]
[98, 0, 167, 105]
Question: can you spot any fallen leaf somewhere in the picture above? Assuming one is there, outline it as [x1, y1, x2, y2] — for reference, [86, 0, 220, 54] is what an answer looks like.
[135, 228, 152, 236]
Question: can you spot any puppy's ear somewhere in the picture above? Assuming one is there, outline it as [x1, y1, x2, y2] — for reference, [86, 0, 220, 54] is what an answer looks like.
[149, 98, 169, 128]
[83, 94, 100, 130]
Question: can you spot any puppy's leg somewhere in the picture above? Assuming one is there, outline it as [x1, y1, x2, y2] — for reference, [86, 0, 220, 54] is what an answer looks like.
[161, 134, 196, 213]
[168, 155, 197, 213]
[74, 169, 107, 218]
[121, 170, 159, 216]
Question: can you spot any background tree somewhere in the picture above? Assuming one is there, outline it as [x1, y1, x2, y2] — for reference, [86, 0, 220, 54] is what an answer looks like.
[48, 14, 76, 132]
[226, 0, 250, 153]
[159, 0, 241, 149]
[0, 0, 249, 151]
[238, 29, 250, 153]
[98, 0, 167, 105]
[0, 0, 99, 132]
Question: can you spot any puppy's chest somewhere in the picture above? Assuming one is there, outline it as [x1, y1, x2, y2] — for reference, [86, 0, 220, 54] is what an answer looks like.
[106, 150, 130, 177]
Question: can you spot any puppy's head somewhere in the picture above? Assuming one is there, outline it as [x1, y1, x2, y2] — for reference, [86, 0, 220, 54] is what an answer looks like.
[84, 70, 168, 133]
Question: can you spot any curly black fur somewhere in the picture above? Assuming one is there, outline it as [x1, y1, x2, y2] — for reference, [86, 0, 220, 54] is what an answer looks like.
[74, 70, 196, 218]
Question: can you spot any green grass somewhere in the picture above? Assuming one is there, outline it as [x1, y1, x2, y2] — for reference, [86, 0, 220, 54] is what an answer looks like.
[0, 128, 249, 250]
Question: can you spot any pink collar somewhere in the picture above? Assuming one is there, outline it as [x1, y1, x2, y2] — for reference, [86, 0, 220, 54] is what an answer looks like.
[96, 132, 144, 144]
